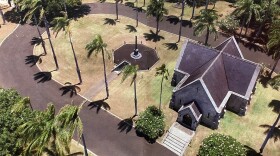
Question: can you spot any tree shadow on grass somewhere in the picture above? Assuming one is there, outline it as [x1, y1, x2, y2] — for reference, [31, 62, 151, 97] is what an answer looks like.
[88, 99, 111, 113]
[163, 42, 178, 51]
[59, 82, 81, 98]
[268, 100, 280, 114]
[126, 25, 137, 33]
[25, 55, 43, 67]
[117, 116, 136, 134]
[143, 30, 165, 42]
[104, 18, 116, 26]
[260, 124, 280, 142]
[166, 15, 179, 25]
[33, 71, 52, 83]
[259, 74, 271, 88]
[244, 145, 262, 156]
[3, 8, 21, 24]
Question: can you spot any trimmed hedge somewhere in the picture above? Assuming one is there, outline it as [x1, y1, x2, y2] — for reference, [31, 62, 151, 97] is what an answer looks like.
[198, 133, 246, 156]
[135, 106, 165, 140]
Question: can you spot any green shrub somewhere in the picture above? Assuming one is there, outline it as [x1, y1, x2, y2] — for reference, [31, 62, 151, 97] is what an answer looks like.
[135, 106, 165, 140]
[218, 15, 239, 34]
[198, 133, 246, 156]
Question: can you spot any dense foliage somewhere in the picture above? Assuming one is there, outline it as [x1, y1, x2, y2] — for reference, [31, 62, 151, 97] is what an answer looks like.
[198, 133, 246, 156]
[135, 105, 165, 140]
[218, 15, 239, 34]
[0, 89, 35, 155]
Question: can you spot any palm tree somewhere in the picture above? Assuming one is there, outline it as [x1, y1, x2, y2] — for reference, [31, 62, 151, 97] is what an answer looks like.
[191, 0, 196, 19]
[194, 9, 218, 45]
[0, 7, 5, 25]
[267, 19, 280, 78]
[85, 35, 109, 100]
[51, 13, 82, 85]
[232, 0, 261, 37]
[155, 64, 169, 110]
[115, 0, 122, 20]
[121, 65, 139, 116]
[146, 0, 168, 35]
[178, 0, 184, 42]
[18, 0, 59, 70]
[18, 103, 84, 156]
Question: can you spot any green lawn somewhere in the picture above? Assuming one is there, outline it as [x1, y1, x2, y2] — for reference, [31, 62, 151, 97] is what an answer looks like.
[186, 82, 280, 156]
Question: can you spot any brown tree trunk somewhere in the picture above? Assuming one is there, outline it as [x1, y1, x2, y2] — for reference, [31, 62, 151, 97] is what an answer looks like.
[101, 49, 109, 100]
[269, 57, 279, 78]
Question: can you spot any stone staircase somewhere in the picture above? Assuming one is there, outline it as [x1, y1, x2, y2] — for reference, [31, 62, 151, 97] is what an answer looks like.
[162, 122, 195, 156]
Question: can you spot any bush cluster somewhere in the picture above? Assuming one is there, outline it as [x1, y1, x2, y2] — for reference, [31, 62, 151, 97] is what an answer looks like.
[198, 133, 246, 156]
[135, 106, 165, 140]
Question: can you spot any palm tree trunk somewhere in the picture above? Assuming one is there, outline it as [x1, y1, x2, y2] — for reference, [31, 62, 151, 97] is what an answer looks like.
[260, 113, 280, 153]
[191, 0, 196, 19]
[134, 78, 138, 116]
[181, 0, 185, 16]
[143, 0, 145, 7]
[205, 27, 209, 45]
[239, 17, 246, 39]
[69, 33, 82, 85]
[156, 16, 159, 35]
[159, 74, 164, 110]
[34, 15, 47, 55]
[116, 1, 119, 20]
[269, 57, 279, 78]
[178, 16, 183, 42]
[245, 19, 251, 36]
[136, 7, 138, 27]
[212, 1, 216, 9]
[205, 0, 209, 10]
[101, 49, 109, 100]
[0, 8, 5, 25]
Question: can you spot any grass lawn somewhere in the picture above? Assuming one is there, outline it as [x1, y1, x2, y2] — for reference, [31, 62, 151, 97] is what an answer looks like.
[34, 13, 280, 155]
[34, 14, 182, 131]
[82, 0, 235, 20]
[186, 82, 280, 156]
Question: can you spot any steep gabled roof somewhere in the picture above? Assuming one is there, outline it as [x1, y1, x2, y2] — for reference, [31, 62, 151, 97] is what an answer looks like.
[174, 36, 260, 112]
[176, 41, 218, 74]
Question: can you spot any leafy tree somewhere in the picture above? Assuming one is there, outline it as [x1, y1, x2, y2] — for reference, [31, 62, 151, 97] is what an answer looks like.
[268, 74, 280, 90]
[0, 89, 35, 155]
[267, 19, 280, 77]
[155, 64, 169, 110]
[85, 34, 109, 99]
[199, 133, 246, 156]
[121, 65, 139, 116]
[146, 0, 168, 35]
[232, 0, 261, 36]
[194, 9, 218, 45]
[51, 12, 82, 84]
[218, 15, 239, 34]
[135, 105, 165, 140]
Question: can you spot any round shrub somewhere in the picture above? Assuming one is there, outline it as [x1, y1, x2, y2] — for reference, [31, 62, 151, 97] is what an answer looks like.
[135, 106, 165, 140]
[198, 133, 246, 156]
[218, 15, 239, 34]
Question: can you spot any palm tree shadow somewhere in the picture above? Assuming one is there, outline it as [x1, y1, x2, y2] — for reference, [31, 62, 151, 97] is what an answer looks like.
[25, 55, 43, 67]
[68, 4, 91, 20]
[126, 25, 137, 33]
[125, 2, 134, 7]
[104, 18, 116, 26]
[33, 71, 52, 83]
[30, 37, 44, 46]
[268, 100, 280, 114]
[260, 124, 280, 142]
[3, 8, 21, 24]
[163, 42, 178, 50]
[244, 145, 262, 156]
[88, 100, 111, 113]
[166, 15, 179, 25]
[259, 74, 271, 88]
[59, 82, 81, 98]
[117, 116, 136, 134]
[143, 30, 165, 42]
[181, 19, 193, 28]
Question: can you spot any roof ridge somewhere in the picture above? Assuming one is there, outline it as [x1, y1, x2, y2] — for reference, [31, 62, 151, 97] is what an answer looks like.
[220, 37, 232, 52]
[215, 36, 232, 49]
[221, 52, 259, 66]
[201, 53, 222, 78]
[187, 39, 221, 54]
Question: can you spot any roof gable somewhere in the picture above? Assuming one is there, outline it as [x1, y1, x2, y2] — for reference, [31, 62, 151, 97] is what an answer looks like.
[177, 41, 218, 74]
[221, 37, 244, 58]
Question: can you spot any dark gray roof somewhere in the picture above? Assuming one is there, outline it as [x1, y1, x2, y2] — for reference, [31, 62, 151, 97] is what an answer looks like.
[176, 37, 260, 110]
[190, 102, 201, 117]
[177, 42, 218, 74]
[222, 53, 257, 96]
[202, 54, 229, 107]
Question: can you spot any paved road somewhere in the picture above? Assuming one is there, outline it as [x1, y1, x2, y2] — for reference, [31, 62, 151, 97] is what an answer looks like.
[0, 2, 279, 156]
[87, 2, 279, 72]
